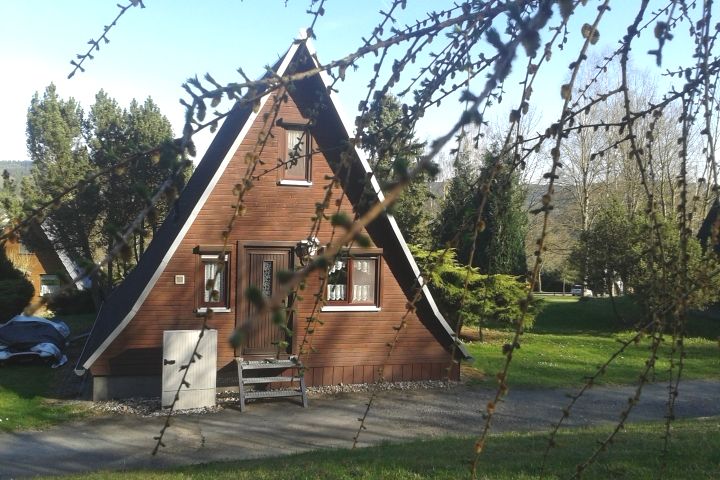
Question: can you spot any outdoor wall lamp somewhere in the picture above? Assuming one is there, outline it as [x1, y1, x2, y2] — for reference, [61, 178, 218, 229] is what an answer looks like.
[295, 236, 320, 266]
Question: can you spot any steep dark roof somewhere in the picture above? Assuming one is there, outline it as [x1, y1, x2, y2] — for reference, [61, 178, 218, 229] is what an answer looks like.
[698, 199, 720, 253]
[75, 76, 264, 372]
[76, 37, 468, 373]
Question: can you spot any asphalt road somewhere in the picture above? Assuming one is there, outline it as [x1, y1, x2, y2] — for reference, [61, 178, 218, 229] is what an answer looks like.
[1, 380, 718, 478]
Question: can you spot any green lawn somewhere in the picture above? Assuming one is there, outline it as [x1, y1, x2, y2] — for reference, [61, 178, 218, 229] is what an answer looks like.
[0, 366, 87, 432]
[57, 313, 96, 338]
[531, 295, 720, 338]
[466, 297, 720, 388]
[50, 418, 720, 479]
[0, 313, 95, 432]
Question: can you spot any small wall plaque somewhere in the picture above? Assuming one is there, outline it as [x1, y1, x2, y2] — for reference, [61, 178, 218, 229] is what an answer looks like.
[174, 275, 186, 285]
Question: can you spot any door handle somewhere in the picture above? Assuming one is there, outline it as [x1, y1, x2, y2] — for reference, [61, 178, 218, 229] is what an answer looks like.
[163, 359, 176, 365]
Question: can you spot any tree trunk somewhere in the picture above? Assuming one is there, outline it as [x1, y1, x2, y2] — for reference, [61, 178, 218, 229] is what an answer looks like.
[607, 277, 626, 326]
[537, 273, 542, 293]
[88, 270, 107, 312]
[107, 257, 114, 290]
[133, 234, 140, 264]
[139, 218, 146, 258]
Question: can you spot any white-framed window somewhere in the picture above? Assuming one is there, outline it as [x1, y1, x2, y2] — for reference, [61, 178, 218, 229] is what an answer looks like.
[196, 251, 230, 312]
[40, 274, 61, 297]
[326, 256, 380, 308]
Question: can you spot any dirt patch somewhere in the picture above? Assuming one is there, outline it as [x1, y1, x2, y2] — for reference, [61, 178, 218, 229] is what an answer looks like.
[459, 326, 509, 343]
[460, 363, 486, 383]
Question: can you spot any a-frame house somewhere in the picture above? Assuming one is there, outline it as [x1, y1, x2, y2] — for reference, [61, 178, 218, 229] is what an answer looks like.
[76, 35, 469, 400]
[2, 223, 85, 306]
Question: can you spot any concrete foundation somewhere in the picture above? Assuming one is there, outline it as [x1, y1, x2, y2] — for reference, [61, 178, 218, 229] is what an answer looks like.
[91, 375, 243, 400]
[92, 375, 161, 401]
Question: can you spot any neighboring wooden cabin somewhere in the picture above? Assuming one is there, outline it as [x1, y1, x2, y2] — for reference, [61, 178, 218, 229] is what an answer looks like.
[76, 36, 469, 400]
[3, 227, 74, 306]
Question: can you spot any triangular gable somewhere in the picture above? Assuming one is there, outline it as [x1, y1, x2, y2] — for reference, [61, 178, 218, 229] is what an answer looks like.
[76, 35, 468, 374]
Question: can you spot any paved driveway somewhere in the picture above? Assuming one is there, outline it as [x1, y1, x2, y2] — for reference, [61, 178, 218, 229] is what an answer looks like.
[1, 380, 718, 478]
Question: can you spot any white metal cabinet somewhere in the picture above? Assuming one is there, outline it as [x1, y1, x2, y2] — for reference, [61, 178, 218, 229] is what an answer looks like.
[161, 329, 217, 409]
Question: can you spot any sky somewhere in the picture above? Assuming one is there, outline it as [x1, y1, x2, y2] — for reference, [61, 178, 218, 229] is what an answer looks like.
[0, 1, 696, 169]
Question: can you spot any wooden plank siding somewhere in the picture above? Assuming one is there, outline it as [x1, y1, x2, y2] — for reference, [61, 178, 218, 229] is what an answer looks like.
[4, 234, 68, 306]
[91, 91, 455, 385]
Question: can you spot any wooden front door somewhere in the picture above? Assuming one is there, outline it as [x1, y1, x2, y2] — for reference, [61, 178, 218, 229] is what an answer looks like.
[239, 246, 292, 355]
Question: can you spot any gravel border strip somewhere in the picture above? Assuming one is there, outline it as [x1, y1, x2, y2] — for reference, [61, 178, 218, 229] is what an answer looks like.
[87, 380, 460, 417]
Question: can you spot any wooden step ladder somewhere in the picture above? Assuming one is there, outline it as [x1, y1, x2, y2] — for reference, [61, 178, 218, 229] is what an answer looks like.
[235, 356, 308, 411]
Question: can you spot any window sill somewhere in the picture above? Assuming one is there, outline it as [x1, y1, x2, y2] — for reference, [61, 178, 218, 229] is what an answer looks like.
[195, 307, 232, 314]
[277, 179, 312, 187]
[321, 306, 381, 312]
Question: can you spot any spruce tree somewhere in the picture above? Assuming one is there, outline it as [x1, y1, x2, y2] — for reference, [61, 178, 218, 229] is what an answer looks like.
[476, 152, 528, 275]
[432, 144, 480, 265]
[363, 95, 433, 247]
[432, 142, 527, 275]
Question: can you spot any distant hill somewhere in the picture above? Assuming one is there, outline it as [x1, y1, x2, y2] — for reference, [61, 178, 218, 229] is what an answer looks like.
[523, 182, 575, 211]
[0, 160, 32, 182]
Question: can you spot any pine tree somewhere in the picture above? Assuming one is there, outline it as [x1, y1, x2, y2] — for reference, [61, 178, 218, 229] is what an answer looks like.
[22, 85, 178, 303]
[0, 170, 22, 220]
[87, 92, 176, 286]
[23, 83, 98, 278]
